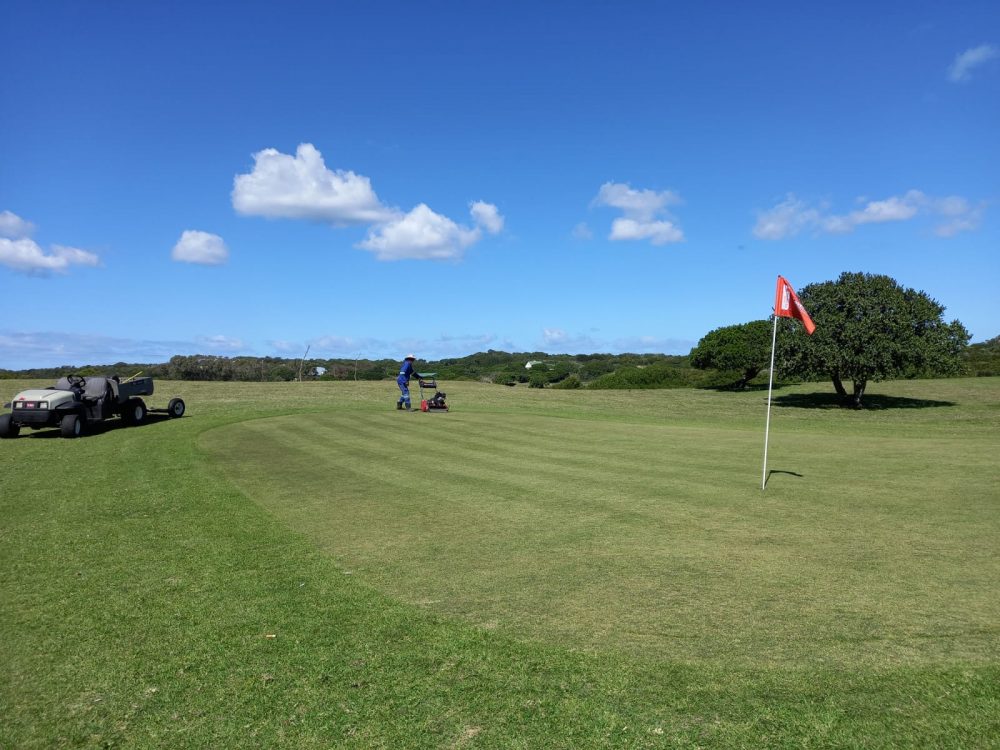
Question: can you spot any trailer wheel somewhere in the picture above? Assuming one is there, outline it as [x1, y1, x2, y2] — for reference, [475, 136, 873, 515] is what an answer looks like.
[0, 414, 19, 438]
[124, 398, 147, 426]
[60, 414, 82, 438]
[167, 398, 186, 418]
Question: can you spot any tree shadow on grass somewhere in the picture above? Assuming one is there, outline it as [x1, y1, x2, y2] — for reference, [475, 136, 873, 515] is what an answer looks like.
[773, 392, 956, 410]
[700, 382, 788, 393]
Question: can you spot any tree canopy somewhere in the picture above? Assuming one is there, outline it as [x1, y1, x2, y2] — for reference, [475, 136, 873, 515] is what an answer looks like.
[690, 320, 772, 389]
[779, 272, 970, 407]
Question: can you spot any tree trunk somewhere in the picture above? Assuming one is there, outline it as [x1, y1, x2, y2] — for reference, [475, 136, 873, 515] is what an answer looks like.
[852, 379, 866, 408]
[831, 373, 847, 397]
[736, 367, 760, 390]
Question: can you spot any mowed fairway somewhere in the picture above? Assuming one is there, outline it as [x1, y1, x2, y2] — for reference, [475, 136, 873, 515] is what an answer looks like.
[3, 376, 1000, 748]
[206, 404, 998, 668]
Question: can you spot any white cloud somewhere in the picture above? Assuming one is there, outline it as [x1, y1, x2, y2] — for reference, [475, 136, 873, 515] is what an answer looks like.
[0, 238, 100, 275]
[171, 230, 229, 265]
[232, 143, 395, 224]
[0, 211, 99, 275]
[540, 328, 600, 352]
[593, 182, 681, 220]
[434, 332, 497, 348]
[571, 222, 593, 240]
[233, 143, 502, 262]
[933, 199, 985, 237]
[609, 217, 684, 245]
[934, 195, 973, 217]
[849, 190, 923, 224]
[0, 210, 35, 239]
[948, 44, 999, 82]
[307, 335, 397, 357]
[592, 182, 685, 245]
[542, 328, 569, 345]
[755, 190, 984, 239]
[470, 201, 504, 234]
[0, 331, 197, 369]
[54, 245, 100, 266]
[752, 195, 823, 240]
[358, 203, 493, 261]
[820, 190, 925, 234]
[197, 334, 245, 352]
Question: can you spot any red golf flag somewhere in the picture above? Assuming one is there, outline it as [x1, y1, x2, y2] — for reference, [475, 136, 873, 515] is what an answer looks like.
[774, 275, 816, 334]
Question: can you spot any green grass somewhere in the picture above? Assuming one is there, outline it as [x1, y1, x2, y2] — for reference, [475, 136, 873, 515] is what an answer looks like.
[2, 377, 999, 748]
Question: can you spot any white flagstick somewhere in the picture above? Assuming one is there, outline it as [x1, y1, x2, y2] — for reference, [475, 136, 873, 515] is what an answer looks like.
[761, 311, 779, 490]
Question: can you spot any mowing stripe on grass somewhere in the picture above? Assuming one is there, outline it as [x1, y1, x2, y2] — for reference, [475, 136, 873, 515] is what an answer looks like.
[204, 407, 1000, 668]
[4, 377, 999, 748]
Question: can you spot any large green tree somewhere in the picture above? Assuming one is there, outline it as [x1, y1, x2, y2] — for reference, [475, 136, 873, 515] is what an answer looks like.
[779, 272, 969, 407]
[690, 320, 773, 389]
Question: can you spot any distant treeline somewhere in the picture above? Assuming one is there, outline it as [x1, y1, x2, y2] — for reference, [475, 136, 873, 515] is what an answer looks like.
[2, 338, 998, 388]
[962, 336, 1000, 376]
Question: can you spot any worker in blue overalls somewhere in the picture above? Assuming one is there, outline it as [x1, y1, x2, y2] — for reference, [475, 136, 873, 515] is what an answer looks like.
[396, 354, 420, 410]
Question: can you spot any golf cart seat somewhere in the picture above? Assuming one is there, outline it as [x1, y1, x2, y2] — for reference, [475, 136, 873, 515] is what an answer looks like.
[83, 376, 113, 403]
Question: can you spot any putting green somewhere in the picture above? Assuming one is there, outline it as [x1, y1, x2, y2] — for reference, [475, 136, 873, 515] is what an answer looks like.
[203, 407, 999, 668]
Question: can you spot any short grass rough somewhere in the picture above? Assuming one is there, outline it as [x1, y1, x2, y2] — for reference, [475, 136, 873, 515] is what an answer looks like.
[2, 377, 999, 748]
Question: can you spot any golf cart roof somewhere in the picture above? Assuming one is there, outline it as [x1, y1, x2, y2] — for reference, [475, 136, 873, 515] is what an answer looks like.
[416, 372, 436, 378]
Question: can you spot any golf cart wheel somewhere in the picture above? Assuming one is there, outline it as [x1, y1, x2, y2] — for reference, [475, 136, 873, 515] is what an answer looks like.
[124, 398, 147, 426]
[167, 397, 186, 418]
[0, 413, 19, 438]
[60, 414, 83, 438]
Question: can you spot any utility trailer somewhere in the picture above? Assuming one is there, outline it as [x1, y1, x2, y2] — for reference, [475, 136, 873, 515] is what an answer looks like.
[0, 374, 185, 439]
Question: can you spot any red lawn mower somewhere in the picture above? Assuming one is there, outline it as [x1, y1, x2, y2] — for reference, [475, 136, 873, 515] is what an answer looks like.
[417, 373, 449, 412]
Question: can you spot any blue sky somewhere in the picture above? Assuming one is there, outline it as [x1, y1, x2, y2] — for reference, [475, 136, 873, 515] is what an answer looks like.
[1, 1, 997, 369]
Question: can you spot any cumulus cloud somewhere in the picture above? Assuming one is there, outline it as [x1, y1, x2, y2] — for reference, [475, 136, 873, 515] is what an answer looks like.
[233, 143, 503, 261]
[470, 201, 504, 234]
[594, 182, 681, 218]
[171, 230, 229, 265]
[232, 143, 395, 224]
[609, 217, 684, 245]
[754, 190, 984, 239]
[0, 210, 35, 239]
[0, 238, 100, 275]
[358, 203, 502, 261]
[592, 182, 685, 245]
[0, 210, 100, 276]
[948, 44, 999, 82]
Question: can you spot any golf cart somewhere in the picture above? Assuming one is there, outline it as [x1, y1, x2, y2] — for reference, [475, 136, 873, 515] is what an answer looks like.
[417, 373, 449, 412]
[1, 373, 185, 439]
